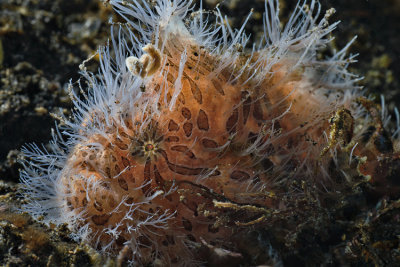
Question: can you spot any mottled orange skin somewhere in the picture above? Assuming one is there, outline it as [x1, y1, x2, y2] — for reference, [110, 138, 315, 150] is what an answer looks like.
[62, 34, 334, 262]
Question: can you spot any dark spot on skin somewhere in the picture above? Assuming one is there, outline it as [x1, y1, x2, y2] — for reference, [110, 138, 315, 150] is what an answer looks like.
[211, 79, 225, 95]
[171, 145, 189, 152]
[167, 161, 206, 176]
[166, 92, 172, 103]
[182, 200, 198, 215]
[100, 182, 111, 190]
[114, 164, 121, 175]
[121, 157, 130, 167]
[105, 167, 111, 178]
[126, 197, 134, 205]
[183, 122, 193, 137]
[197, 109, 209, 131]
[226, 108, 239, 134]
[230, 170, 250, 181]
[171, 145, 196, 158]
[116, 137, 128, 150]
[211, 170, 221, 176]
[274, 121, 281, 130]
[202, 138, 218, 148]
[160, 149, 206, 175]
[120, 131, 129, 138]
[261, 158, 274, 170]
[108, 196, 117, 208]
[116, 236, 127, 246]
[167, 73, 175, 84]
[185, 150, 196, 158]
[182, 217, 193, 231]
[253, 99, 265, 121]
[168, 119, 179, 131]
[287, 138, 294, 149]
[165, 136, 180, 142]
[118, 177, 129, 191]
[92, 214, 111, 225]
[181, 107, 191, 120]
[186, 74, 203, 104]
[247, 132, 258, 144]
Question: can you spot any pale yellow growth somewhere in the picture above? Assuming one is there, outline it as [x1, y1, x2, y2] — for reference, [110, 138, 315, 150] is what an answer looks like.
[125, 44, 161, 78]
[320, 108, 354, 157]
[213, 200, 268, 213]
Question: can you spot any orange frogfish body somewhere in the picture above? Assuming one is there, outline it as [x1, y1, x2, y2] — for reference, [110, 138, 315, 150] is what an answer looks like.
[22, 0, 399, 265]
